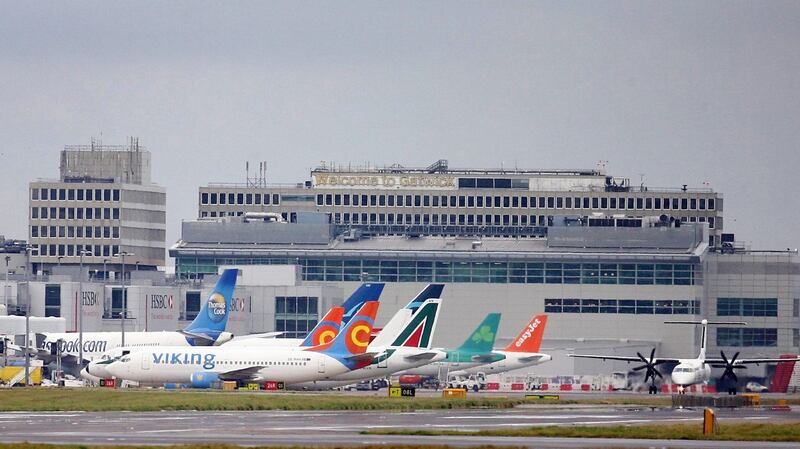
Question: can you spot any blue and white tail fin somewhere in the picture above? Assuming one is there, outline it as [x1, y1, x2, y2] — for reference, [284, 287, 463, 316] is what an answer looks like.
[340, 283, 384, 325]
[181, 269, 238, 345]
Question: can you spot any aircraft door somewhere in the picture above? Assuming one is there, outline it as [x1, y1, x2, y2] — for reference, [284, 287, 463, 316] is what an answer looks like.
[317, 357, 325, 373]
[142, 353, 151, 371]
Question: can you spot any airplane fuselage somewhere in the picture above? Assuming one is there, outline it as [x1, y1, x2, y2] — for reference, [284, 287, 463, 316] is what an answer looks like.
[670, 359, 711, 387]
[460, 351, 552, 375]
[41, 331, 192, 361]
[105, 346, 352, 385]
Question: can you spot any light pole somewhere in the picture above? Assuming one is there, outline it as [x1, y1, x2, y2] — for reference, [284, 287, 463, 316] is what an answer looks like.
[78, 249, 92, 366]
[23, 245, 33, 387]
[103, 259, 108, 281]
[114, 251, 133, 347]
[57, 256, 63, 267]
[4, 256, 9, 313]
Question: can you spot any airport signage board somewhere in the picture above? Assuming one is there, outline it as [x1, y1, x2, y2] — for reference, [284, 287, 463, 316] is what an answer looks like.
[312, 173, 456, 190]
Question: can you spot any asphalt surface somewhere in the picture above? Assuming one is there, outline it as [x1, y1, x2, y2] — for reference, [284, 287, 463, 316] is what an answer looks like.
[1, 405, 799, 448]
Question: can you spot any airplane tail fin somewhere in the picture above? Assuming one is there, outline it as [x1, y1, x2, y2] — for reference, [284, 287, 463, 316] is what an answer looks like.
[183, 269, 238, 340]
[455, 313, 501, 354]
[403, 284, 444, 314]
[389, 299, 442, 349]
[340, 283, 384, 325]
[665, 320, 747, 360]
[300, 307, 344, 347]
[306, 301, 379, 362]
[504, 314, 548, 352]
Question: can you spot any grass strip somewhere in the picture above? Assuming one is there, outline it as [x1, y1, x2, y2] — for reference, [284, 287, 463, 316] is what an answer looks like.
[0, 389, 525, 411]
[364, 422, 800, 442]
[0, 445, 523, 449]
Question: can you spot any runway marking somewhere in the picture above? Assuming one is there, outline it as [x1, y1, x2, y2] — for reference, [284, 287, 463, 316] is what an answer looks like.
[136, 429, 199, 434]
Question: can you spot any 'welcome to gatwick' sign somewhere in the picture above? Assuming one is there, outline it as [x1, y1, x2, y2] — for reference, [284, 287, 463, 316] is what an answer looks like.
[313, 173, 456, 190]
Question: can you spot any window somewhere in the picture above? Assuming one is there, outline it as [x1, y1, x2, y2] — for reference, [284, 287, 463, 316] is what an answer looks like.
[718, 328, 778, 347]
[45, 285, 61, 317]
[184, 292, 201, 320]
[717, 298, 778, 317]
[275, 296, 319, 339]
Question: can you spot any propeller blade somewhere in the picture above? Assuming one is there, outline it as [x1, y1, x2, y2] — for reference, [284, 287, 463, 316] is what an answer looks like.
[720, 350, 728, 364]
[649, 347, 656, 362]
[654, 369, 663, 379]
[632, 365, 647, 371]
[731, 351, 740, 365]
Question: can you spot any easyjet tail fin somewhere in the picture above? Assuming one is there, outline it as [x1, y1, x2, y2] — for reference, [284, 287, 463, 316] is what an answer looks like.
[504, 314, 547, 352]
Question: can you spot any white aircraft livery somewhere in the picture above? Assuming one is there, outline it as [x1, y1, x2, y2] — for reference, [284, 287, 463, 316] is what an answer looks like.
[104, 301, 380, 387]
[569, 319, 800, 394]
[28, 269, 240, 374]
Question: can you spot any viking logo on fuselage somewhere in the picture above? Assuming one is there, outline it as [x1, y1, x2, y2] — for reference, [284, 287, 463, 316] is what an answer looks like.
[207, 293, 227, 323]
[152, 352, 216, 370]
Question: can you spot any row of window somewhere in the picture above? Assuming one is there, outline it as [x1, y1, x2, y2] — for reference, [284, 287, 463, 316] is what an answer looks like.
[198, 210, 715, 229]
[311, 193, 716, 211]
[31, 207, 120, 221]
[33, 243, 120, 258]
[198, 191, 718, 212]
[200, 192, 281, 206]
[717, 298, 778, 317]
[177, 258, 697, 286]
[544, 298, 701, 315]
[717, 328, 777, 347]
[32, 188, 120, 202]
[31, 225, 119, 239]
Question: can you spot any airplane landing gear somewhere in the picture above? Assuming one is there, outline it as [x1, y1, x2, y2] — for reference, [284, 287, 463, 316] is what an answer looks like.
[678, 385, 686, 395]
[727, 387, 737, 395]
[648, 384, 659, 395]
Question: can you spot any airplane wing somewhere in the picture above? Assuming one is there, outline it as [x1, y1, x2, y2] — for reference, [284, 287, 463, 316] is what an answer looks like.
[517, 354, 549, 363]
[230, 332, 284, 340]
[346, 352, 380, 364]
[6, 342, 50, 359]
[217, 366, 265, 381]
[403, 351, 441, 362]
[471, 353, 505, 363]
[706, 356, 800, 366]
[177, 330, 217, 345]
[568, 354, 682, 364]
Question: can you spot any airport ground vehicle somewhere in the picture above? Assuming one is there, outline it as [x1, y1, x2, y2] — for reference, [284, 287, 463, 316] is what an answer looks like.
[746, 381, 768, 392]
[448, 372, 486, 392]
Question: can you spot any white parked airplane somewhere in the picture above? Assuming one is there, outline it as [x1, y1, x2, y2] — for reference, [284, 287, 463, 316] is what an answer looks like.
[569, 320, 800, 394]
[12, 269, 243, 376]
[104, 301, 381, 387]
[457, 314, 552, 376]
[291, 294, 447, 390]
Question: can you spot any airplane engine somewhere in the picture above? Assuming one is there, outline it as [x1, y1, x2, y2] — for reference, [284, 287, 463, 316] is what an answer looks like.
[213, 332, 234, 346]
[190, 372, 220, 389]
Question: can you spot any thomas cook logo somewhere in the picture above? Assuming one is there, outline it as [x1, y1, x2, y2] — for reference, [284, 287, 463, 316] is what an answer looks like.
[515, 318, 542, 348]
[344, 320, 371, 354]
[207, 293, 227, 323]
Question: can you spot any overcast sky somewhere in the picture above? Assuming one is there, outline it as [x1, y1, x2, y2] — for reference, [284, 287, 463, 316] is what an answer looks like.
[1, 1, 798, 253]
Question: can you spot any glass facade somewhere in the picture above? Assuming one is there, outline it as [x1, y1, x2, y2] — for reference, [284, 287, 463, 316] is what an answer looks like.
[717, 328, 778, 347]
[717, 298, 778, 317]
[44, 285, 61, 317]
[177, 257, 697, 286]
[275, 296, 319, 339]
[544, 298, 700, 315]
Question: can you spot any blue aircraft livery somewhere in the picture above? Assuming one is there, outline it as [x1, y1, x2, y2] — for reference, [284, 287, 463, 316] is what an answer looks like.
[183, 268, 239, 344]
[340, 283, 384, 325]
[152, 352, 217, 370]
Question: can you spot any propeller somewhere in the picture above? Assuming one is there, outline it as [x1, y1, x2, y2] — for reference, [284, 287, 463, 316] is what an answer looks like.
[712, 350, 747, 385]
[632, 348, 666, 386]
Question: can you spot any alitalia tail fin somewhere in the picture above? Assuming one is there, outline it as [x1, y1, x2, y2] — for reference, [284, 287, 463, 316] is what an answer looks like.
[504, 314, 548, 353]
[389, 299, 442, 349]
[300, 307, 344, 347]
[455, 313, 501, 354]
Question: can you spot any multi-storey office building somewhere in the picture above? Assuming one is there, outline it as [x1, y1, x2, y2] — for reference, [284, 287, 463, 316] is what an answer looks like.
[28, 139, 166, 276]
[198, 161, 724, 245]
[170, 213, 799, 379]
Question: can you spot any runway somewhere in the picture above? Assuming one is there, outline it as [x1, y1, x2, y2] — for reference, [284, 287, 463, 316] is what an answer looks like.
[0, 405, 798, 448]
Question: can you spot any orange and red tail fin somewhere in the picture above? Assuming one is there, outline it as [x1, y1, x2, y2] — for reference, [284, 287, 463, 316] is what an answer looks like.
[300, 306, 344, 347]
[306, 301, 379, 358]
[504, 314, 547, 352]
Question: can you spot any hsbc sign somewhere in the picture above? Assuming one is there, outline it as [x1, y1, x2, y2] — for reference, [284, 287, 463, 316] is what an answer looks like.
[149, 294, 174, 310]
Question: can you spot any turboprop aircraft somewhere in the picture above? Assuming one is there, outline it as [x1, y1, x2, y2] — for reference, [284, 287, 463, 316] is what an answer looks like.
[104, 302, 381, 387]
[569, 319, 800, 394]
